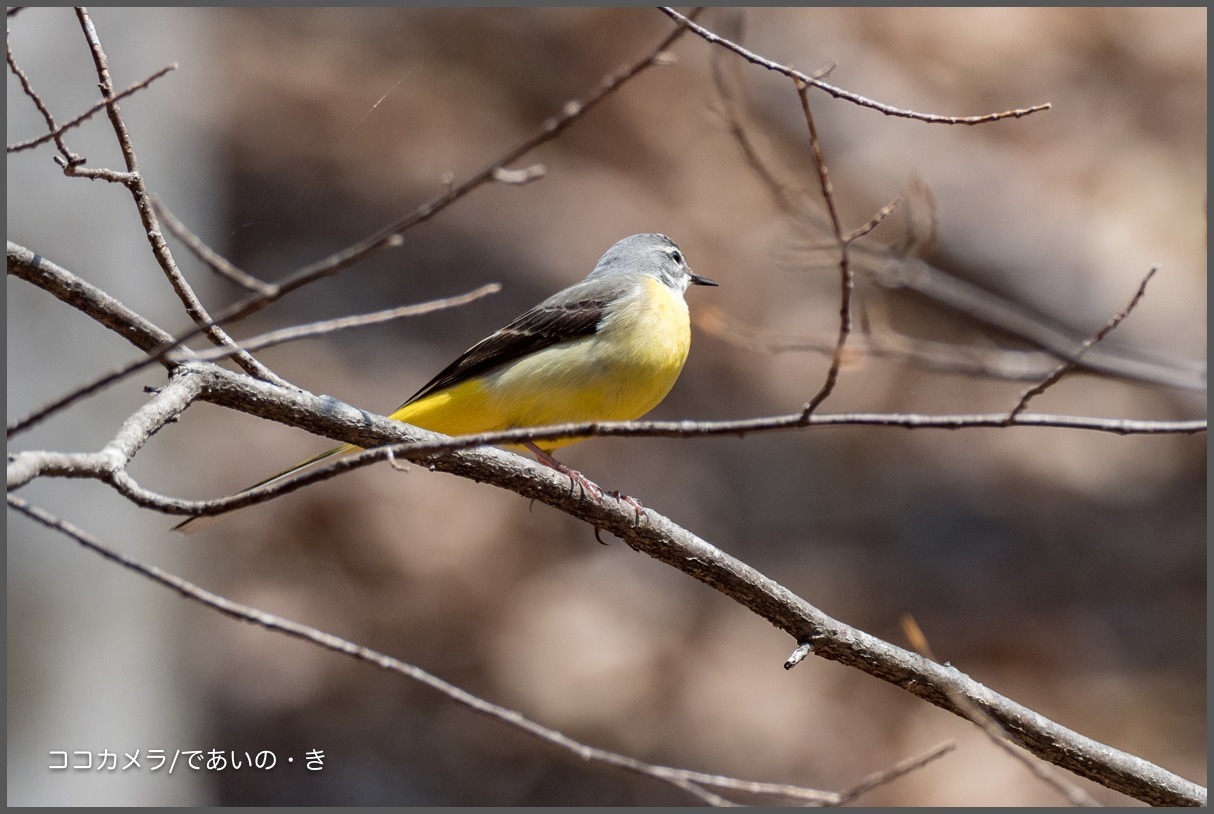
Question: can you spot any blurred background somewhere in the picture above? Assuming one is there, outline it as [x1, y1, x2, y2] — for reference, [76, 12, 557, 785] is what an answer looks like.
[7, 7, 1205, 805]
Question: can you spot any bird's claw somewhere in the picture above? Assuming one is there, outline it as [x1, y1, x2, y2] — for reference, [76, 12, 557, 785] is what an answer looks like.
[608, 490, 645, 524]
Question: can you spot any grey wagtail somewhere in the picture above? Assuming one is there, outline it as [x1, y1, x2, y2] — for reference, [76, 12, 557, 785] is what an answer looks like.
[175, 233, 716, 534]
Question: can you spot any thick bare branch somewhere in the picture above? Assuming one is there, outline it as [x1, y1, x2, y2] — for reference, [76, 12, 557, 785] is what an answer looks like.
[7, 241, 177, 354]
[7, 375, 200, 490]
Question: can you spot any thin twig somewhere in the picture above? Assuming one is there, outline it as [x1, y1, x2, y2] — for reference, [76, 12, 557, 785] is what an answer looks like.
[835, 740, 958, 804]
[6, 63, 176, 153]
[375, 410, 1202, 447]
[901, 616, 1100, 807]
[6, 13, 83, 166]
[1006, 267, 1159, 421]
[190, 284, 502, 361]
[697, 303, 1091, 383]
[709, 45, 807, 220]
[795, 80, 853, 417]
[153, 197, 276, 297]
[661, 7, 1051, 124]
[844, 196, 902, 243]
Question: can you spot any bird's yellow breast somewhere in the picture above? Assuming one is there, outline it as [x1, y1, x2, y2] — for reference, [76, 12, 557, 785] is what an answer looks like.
[391, 277, 691, 451]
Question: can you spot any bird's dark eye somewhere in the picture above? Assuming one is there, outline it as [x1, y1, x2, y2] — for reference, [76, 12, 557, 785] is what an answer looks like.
[670, 250, 683, 265]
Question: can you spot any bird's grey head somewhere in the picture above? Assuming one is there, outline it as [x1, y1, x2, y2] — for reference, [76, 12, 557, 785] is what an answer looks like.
[588, 233, 717, 292]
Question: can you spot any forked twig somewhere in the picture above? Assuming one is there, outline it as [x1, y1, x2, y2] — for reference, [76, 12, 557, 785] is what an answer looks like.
[7, 13, 82, 165]
[153, 198, 276, 297]
[6, 63, 177, 153]
[1007, 267, 1159, 421]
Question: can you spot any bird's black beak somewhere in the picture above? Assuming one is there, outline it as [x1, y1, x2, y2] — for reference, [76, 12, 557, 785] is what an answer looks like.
[690, 272, 718, 287]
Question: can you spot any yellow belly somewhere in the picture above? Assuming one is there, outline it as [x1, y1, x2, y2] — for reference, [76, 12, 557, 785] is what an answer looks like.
[390, 277, 692, 452]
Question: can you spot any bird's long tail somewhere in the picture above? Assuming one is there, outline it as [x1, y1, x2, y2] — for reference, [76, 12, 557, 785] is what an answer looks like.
[172, 442, 356, 535]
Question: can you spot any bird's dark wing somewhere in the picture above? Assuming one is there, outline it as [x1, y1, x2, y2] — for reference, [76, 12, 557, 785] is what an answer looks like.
[398, 286, 613, 408]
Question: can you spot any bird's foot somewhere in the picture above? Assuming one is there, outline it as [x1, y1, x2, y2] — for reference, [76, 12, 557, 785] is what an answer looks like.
[525, 441, 604, 501]
[607, 490, 646, 524]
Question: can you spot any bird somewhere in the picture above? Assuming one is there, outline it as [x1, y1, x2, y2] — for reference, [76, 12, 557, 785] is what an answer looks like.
[174, 233, 716, 534]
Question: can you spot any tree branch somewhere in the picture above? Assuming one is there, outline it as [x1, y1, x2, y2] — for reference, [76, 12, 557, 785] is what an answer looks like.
[10, 494, 953, 807]
[6, 63, 176, 153]
[70, 7, 283, 385]
[9, 361, 1204, 806]
[661, 7, 1051, 124]
[1007, 267, 1158, 420]
[706, 57, 1204, 393]
[7, 241, 178, 354]
[795, 78, 856, 416]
